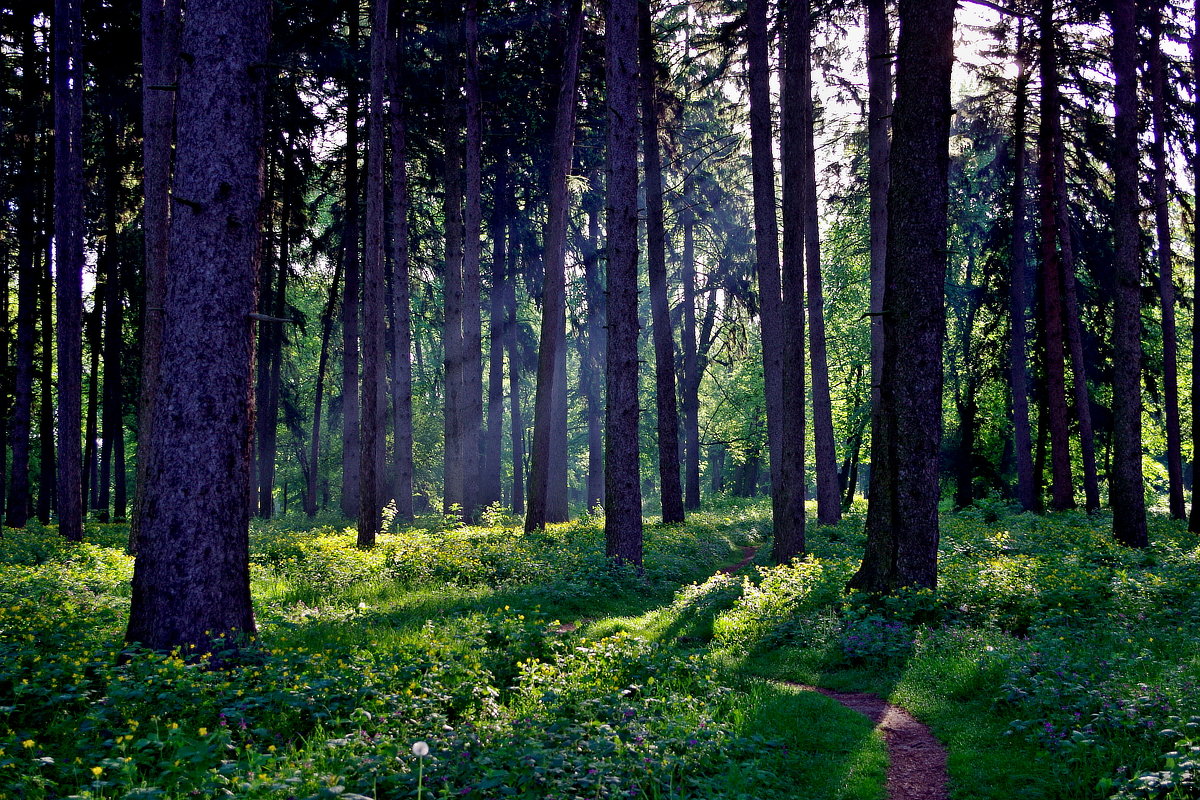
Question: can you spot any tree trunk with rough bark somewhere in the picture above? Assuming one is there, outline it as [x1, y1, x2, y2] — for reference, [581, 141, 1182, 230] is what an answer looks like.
[126, 0, 269, 650]
[481, 156, 509, 512]
[866, 0, 891, 416]
[680, 179, 700, 510]
[1109, 0, 1147, 547]
[849, 0, 955, 593]
[306, 258, 342, 517]
[506, 235, 525, 515]
[442, 3, 466, 515]
[460, 0, 485, 522]
[1189, 0, 1200, 533]
[527, 0, 583, 532]
[604, 0, 644, 566]
[341, 0, 362, 519]
[583, 196, 605, 512]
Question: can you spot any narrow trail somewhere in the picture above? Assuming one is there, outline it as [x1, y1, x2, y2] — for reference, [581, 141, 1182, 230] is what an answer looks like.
[718, 546, 949, 800]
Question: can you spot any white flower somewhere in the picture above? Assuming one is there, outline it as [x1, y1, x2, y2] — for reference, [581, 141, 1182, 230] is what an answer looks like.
[411, 741, 429, 757]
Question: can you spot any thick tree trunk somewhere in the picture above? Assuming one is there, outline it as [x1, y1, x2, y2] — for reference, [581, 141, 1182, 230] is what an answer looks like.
[6, 16, 40, 530]
[1150, 6, 1184, 519]
[639, 0, 685, 524]
[442, 3, 466, 515]
[341, 0, 362, 519]
[126, 0, 269, 650]
[460, 0, 485, 522]
[776, 0, 810, 561]
[1189, 0, 1200, 533]
[1007, 18, 1035, 511]
[358, 0, 389, 547]
[799, 0, 839, 525]
[54, 0, 85, 542]
[132, 0, 181, 552]
[526, 0, 583, 532]
[583, 197, 605, 512]
[849, 0, 955, 593]
[1036, 0, 1075, 511]
[749, 0, 804, 562]
[388, 9, 414, 523]
[604, 0, 644, 566]
[1109, 0, 1147, 547]
[866, 0, 891, 414]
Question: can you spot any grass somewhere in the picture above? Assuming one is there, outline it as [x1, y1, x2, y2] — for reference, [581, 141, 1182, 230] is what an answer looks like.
[1, 497, 1198, 799]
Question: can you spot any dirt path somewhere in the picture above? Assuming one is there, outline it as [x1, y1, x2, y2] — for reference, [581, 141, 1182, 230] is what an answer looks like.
[717, 546, 948, 799]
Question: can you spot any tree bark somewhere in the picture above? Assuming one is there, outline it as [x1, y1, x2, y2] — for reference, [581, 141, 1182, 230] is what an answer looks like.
[481, 155, 509, 512]
[358, 0, 389, 548]
[866, 0, 891, 416]
[1109, 0, 1147, 547]
[100, 118, 125, 523]
[1036, 0, 1075, 511]
[799, 0, 839, 525]
[54, 0, 85, 542]
[849, 0, 955, 593]
[442, 2, 466, 515]
[1150, 4, 1184, 519]
[388, 5, 414, 522]
[1189, 0, 1200, 533]
[639, 0, 685, 524]
[680, 179, 701, 510]
[341, 0, 362, 519]
[306, 256, 342, 517]
[526, 0, 584, 532]
[38, 227, 56, 525]
[1007, 17, 1035, 511]
[127, 0, 269, 650]
[506, 234, 525, 515]
[604, 0, 644, 566]
[583, 195, 606, 512]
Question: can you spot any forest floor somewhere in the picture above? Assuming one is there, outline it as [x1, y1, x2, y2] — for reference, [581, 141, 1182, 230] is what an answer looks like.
[1, 497, 1198, 799]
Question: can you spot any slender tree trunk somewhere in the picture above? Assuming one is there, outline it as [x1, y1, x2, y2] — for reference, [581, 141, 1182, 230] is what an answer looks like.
[583, 196, 605, 511]
[526, 0, 584, 532]
[751, 0, 804, 562]
[442, 3, 466, 515]
[84, 294, 101, 514]
[1189, 0, 1200, 533]
[54, 0, 85, 541]
[849, 0, 955, 593]
[1036, 0, 1075, 511]
[866, 0, 891, 414]
[955, 254, 980, 509]
[6, 15, 40, 529]
[1008, 18, 1035, 511]
[460, 0, 485, 521]
[257, 201, 288, 518]
[481, 155, 508, 511]
[307, 258, 342, 517]
[798, 0, 839, 525]
[1150, 5, 1184, 519]
[99, 119, 124, 523]
[639, 0, 685, 524]
[342, 0, 362, 519]
[132, 0, 181, 552]
[127, 0, 268, 650]
[38, 232, 56, 525]
[1109, 0, 1147, 547]
[604, 0, 644, 565]
[680, 181, 701, 510]
[506, 235, 525, 515]
[388, 6, 414, 523]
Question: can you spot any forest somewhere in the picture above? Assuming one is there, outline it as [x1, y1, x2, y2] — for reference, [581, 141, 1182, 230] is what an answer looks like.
[2, 0, 1200, 797]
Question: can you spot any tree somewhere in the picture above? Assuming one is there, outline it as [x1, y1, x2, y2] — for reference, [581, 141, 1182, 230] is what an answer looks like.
[53, 0, 85, 542]
[849, 0, 956, 593]
[604, 0, 643, 567]
[526, 0, 583, 532]
[1108, 0, 1147, 547]
[866, 0, 890, 415]
[127, 0, 269, 650]
[341, 0, 362, 519]
[1190, 0, 1200, 534]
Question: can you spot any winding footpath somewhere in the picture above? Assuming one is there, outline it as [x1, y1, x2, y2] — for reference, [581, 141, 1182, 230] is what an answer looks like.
[723, 547, 949, 800]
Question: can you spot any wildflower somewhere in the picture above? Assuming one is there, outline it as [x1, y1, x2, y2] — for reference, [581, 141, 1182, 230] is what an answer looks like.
[91, 766, 103, 777]
[199, 727, 208, 736]
[21, 740, 34, 749]
[412, 740, 429, 757]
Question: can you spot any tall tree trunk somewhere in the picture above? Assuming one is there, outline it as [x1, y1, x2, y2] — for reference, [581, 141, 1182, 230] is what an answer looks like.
[388, 6, 414, 523]
[481, 155, 508, 511]
[954, 253, 980, 509]
[132, 0, 181, 552]
[6, 15, 40, 529]
[526, 0, 584, 532]
[359, 0, 389, 548]
[506, 234, 525, 515]
[126, 0, 268, 650]
[849, 0, 955, 593]
[1109, 0, 1147, 547]
[639, 0, 685, 524]
[680, 179, 701, 510]
[84, 291, 101, 514]
[38, 231, 56, 525]
[583, 195, 606, 511]
[100, 118, 124, 523]
[799, 0, 839, 525]
[750, 0, 804, 562]
[1150, 4, 1184, 519]
[54, 0, 85, 541]
[442, 2, 466, 515]
[341, 0, 362, 519]
[866, 0, 891, 414]
[307, 257, 342, 517]
[604, 0, 644, 565]
[460, 0, 485, 521]
[1036, 0, 1075, 511]
[1189, 0, 1200, 533]
[256, 199, 288, 519]
[1008, 17, 1035, 511]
